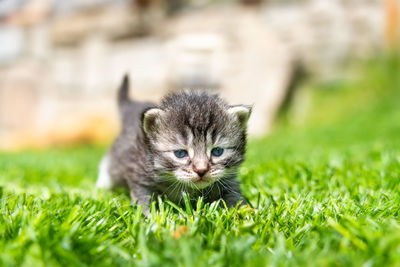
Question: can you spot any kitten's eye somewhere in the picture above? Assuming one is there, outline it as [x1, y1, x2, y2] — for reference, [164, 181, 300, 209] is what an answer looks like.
[174, 149, 188, 158]
[211, 147, 224, 157]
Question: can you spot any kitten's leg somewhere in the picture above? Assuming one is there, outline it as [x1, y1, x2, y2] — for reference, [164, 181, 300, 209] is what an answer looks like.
[128, 185, 153, 216]
[222, 181, 246, 208]
[96, 155, 113, 189]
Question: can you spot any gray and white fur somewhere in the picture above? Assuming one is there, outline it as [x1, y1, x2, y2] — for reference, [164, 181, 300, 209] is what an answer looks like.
[97, 75, 251, 214]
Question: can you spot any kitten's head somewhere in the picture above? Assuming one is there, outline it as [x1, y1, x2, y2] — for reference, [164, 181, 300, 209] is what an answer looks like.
[142, 91, 251, 189]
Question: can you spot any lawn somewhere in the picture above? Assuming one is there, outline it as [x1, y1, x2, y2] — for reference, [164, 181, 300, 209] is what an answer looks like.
[1, 56, 400, 266]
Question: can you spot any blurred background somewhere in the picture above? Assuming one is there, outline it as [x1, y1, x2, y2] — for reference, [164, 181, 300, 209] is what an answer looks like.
[0, 0, 397, 150]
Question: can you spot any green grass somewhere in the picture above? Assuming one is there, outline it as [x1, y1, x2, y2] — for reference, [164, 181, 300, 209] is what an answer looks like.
[1, 55, 400, 266]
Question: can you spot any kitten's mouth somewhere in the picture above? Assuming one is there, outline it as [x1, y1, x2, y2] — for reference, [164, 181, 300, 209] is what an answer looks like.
[194, 179, 209, 185]
[183, 176, 211, 189]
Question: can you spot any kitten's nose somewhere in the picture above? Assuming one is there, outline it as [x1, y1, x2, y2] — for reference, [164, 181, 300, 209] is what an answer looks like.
[194, 168, 208, 178]
[193, 162, 209, 178]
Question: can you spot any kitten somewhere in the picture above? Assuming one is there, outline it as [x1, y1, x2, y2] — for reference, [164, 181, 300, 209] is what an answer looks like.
[97, 75, 251, 215]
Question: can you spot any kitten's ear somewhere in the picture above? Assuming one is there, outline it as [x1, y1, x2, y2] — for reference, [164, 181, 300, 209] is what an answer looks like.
[142, 108, 164, 135]
[228, 105, 252, 128]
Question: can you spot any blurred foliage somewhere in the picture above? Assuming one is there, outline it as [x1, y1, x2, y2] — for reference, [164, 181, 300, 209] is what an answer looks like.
[307, 53, 400, 124]
[278, 53, 400, 133]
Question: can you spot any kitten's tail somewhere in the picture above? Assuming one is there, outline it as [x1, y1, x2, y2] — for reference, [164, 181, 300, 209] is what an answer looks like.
[118, 74, 131, 107]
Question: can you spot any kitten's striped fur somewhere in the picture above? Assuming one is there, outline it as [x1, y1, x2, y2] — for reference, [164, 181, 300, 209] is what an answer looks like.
[97, 75, 251, 215]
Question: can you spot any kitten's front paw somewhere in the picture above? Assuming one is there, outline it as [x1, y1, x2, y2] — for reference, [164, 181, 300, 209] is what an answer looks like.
[139, 205, 151, 218]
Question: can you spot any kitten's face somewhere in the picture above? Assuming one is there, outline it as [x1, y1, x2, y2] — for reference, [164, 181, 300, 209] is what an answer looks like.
[142, 92, 250, 189]
[149, 125, 242, 189]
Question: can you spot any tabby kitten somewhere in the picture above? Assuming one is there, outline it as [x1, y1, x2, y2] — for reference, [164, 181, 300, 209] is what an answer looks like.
[97, 75, 251, 214]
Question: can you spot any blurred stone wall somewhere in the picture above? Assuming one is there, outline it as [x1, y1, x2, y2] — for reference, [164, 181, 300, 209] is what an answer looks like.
[262, 0, 385, 79]
[0, 0, 391, 149]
